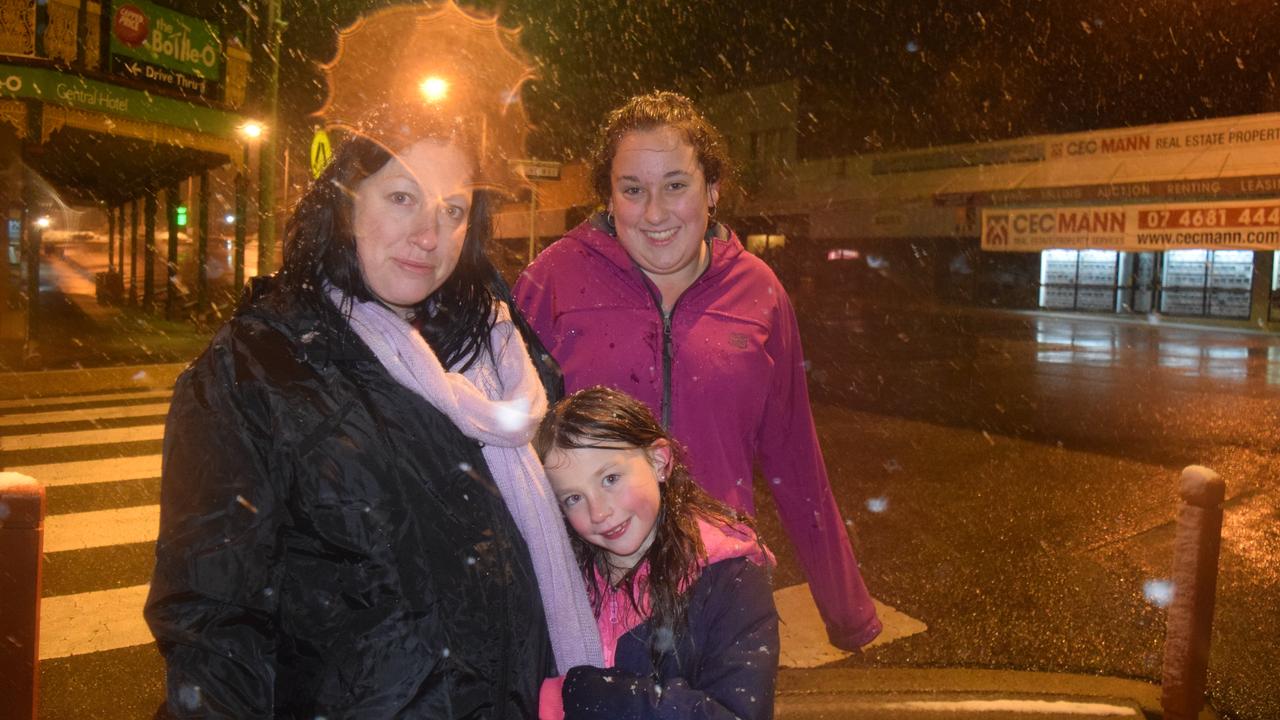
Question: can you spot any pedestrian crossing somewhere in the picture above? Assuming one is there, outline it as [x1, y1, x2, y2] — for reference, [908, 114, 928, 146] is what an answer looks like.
[0, 384, 169, 671]
[0, 402, 171, 428]
[6, 454, 162, 487]
[1, 423, 166, 452]
[0, 368, 924, 717]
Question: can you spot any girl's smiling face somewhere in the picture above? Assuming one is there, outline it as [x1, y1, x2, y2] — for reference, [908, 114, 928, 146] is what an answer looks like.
[544, 441, 670, 576]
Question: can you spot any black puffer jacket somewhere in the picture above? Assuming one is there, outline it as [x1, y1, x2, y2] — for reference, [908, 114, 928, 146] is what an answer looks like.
[145, 279, 552, 719]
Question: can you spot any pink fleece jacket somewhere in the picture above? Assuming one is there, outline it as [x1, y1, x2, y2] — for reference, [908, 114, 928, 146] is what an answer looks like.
[516, 217, 882, 649]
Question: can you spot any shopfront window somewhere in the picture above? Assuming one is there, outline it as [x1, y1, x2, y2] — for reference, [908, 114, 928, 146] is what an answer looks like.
[1161, 249, 1253, 320]
[1038, 248, 1121, 312]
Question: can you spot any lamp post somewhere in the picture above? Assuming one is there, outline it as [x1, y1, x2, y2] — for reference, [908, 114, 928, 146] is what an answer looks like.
[256, 0, 282, 277]
[236, 121, 263, 297]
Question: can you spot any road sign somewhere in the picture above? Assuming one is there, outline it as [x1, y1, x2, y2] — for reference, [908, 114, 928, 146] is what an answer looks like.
[511, 159, 561, 181]
[311, 129, 332, 179]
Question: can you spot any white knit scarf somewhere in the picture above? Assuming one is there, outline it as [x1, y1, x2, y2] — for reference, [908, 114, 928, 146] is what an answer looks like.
[330, 289, 603, 673]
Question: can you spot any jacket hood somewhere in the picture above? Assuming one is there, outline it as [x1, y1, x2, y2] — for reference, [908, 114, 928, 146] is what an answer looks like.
[697, 518, 775, 570]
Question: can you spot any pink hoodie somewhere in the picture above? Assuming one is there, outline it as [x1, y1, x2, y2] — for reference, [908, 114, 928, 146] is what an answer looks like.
[516, 217, 882, 650]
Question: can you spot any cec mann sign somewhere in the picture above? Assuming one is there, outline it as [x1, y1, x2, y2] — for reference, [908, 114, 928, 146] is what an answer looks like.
[982, 200, 1280, 252]
[110, 0, 222, 99]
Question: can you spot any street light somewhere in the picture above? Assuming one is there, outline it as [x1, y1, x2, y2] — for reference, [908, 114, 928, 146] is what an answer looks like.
[235, 120, 265, 293]
[34, 216, 50, 229]
[420, 75, 449, 103]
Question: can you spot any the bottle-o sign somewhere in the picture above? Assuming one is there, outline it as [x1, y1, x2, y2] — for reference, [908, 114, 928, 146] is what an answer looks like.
[113, 5, 149, 47]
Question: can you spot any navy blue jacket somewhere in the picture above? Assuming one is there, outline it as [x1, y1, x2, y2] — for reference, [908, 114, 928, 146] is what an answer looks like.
[562, 556, 779, 720]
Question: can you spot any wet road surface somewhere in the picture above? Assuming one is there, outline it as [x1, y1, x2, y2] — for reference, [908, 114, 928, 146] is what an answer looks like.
[765, 304, 1280, 720]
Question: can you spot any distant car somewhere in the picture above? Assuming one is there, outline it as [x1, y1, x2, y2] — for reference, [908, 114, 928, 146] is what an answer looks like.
[71, 231, 95, 241]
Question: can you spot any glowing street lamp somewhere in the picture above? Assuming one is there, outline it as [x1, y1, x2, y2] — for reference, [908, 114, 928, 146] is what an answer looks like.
[239, 120, 264, 140]
[34, 216, 51, 229]
[419, 75, 449, 103]
[234, 120, 265, 292]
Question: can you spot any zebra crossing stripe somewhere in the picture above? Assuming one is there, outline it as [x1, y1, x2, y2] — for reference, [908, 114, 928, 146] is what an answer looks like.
[44, 504, 160, 553]
[0, 389, 172, 411]
[0, 424, 165, 452]
[6, 455, 162, 487]
[40, 584, 154, 660]
[774, 584, 927, 669]
[0, 402, 171, 428]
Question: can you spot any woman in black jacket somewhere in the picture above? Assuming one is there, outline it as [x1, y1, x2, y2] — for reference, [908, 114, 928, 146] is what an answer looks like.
[144, 107, 600, 719]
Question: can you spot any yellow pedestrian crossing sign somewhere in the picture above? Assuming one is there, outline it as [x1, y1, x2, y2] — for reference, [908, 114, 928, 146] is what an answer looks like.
[310, 129, 332, 179]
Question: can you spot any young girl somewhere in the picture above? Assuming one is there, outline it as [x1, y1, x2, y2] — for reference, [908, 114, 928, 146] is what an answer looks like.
[534, 386, 779, 720]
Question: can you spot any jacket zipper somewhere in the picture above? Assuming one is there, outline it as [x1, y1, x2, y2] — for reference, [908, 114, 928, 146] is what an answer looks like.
[660, 309, 674, 429]
[644, 285, 677, 429]
[638, 237, 714, 429]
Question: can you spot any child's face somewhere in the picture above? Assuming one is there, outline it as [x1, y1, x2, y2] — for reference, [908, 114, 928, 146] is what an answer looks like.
[544, 441, 670, 573]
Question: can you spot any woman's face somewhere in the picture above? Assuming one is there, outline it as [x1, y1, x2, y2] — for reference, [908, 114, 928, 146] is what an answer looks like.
[608, 126, 720, 290]
[352, 140, 474, 317]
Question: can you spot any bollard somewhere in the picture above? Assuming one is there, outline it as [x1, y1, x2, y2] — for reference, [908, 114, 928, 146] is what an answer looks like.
[1160, 465, 1225, 720]
[0, 473, 44, 720]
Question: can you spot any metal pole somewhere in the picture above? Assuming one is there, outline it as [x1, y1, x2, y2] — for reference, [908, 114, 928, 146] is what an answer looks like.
[22, 174, 38, 345]
[256, 0, 282, 277]
[165, 184, 179, 319]
[235, 148, 248, 297]
[197, 171, 209, 314]
[117, 205, 126, 281]
[128, 198, 138, 306]
[107, 203, 115, 270]
[281, 141, 289, 217]
[1161, 465, 1226, 720]
[0, 472, 46, 720]
[143, 190, 156, 312]
[528, 184, 537, 265]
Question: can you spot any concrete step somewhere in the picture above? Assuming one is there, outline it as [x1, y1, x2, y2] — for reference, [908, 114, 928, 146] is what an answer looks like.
[774, 667, 1219, 720]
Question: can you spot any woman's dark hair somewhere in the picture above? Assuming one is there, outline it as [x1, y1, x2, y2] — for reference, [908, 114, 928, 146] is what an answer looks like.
[534, 386, 751, 660]
[589, 90, 733, 205]
[279, 133, 498, 371]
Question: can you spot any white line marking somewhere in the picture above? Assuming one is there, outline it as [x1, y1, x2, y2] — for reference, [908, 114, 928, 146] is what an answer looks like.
[0, 403, 170, 428]
[0, 389, 172, 411]
[0, 424, 164, 452]
[33, 570, 925, 670]
[775, 583, 927, 668]
[40, 584, 154, 660]
[44, 505, 159, 553]
[882, 699, 1139, 715]
[5, 455, 162, 487]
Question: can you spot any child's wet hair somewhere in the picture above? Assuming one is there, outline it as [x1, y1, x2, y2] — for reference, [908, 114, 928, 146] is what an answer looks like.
[536, 386, 752, 663]
[535, 386, 671, 463]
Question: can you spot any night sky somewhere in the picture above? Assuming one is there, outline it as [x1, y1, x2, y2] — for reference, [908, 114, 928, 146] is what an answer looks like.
[202, 0, 1280, 159]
